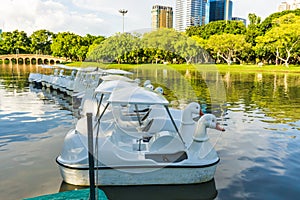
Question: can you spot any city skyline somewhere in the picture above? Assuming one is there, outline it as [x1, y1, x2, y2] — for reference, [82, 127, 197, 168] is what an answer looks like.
[0, 0, 288, 36]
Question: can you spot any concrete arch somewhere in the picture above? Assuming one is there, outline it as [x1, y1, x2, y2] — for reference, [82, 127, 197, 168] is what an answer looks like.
[0, 54, 69, 65]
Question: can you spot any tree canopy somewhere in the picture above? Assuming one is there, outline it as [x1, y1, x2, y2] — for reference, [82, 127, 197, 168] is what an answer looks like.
[186, 20, 246, 39]
[256, 14, 300, 66]
[206, 34, 251, 65]
[87, 29, 205, 64]
[0, 29, 104, 62]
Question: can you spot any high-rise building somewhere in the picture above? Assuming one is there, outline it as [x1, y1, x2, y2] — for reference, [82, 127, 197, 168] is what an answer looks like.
[278, 2, 291, 11]
[278, 0, 300, 11]
[232, 17, 246, 26]
[152, 5, 173, 30]
[291, 0, 300, 9]
[207, 0, 233, 22]
[175, 0, 207, 32]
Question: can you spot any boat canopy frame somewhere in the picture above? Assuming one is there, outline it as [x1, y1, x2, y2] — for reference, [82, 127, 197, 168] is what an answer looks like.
[94, 86, 186, 147]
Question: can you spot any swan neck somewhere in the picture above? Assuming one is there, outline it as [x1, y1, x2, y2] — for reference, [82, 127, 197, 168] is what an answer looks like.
[193, 121, 209, 142]
[182, 109, 194, 124]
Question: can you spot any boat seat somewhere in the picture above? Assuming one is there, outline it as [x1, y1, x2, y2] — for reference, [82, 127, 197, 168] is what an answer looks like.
[134, 108, 150, 113]
[141, 117, 178, 134]
[145, 151, 187, 163]
[142, 118, 154, 132]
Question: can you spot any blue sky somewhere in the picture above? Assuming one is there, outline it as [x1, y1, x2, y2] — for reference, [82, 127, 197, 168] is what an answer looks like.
[0, 0, 286, 36]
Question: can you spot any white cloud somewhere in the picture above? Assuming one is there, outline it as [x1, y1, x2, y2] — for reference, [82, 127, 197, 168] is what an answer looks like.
[0, 0, 106, 36]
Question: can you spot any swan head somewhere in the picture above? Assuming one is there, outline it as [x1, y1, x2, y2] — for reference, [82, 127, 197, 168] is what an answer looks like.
[193, 114, 225, 142]
[71, 70, 76, 76]
[154, 87, 164, 94]
[134, 78, 141, 84]
[145, 84, 154, 90]
[181, 102, 201, 124]
[143, 80, 151, 87]
[199, 114, 225, 132]
[185, 102, 201, 115]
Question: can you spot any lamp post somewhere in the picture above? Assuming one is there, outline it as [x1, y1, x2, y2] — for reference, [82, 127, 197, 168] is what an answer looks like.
[119, 9, 128, 33]
[225, 0, 230, 22]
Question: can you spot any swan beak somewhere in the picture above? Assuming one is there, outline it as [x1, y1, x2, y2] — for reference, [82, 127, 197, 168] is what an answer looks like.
[216, 123, 225, 132]
[199, 110, 204, 117]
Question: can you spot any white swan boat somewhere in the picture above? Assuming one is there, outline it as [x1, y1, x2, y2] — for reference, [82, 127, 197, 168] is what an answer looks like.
[56, 85, 225, 186]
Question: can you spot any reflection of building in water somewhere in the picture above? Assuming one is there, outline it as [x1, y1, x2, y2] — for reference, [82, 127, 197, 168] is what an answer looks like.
[151, 5, 173, 30]
[278, 0, 300, 12]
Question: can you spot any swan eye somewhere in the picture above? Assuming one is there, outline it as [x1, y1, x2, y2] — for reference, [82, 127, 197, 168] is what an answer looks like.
[196, 107, 198, 109]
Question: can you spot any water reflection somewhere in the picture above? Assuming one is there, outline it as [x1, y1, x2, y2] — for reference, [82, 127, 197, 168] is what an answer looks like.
[59, 179, 218, 200]
[30, 85, 74, 113]
[0, 64, 74, 152]
[0, 86, 73, 151]
[131, 65, 228, 118]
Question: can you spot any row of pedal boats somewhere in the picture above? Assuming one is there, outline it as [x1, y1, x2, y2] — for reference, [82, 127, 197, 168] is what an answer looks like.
[39, 66, 227, 186]
[28, 64, 133, 96]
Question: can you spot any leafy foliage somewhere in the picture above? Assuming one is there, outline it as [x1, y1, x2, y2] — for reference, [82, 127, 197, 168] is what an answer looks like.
[206, 34, 251, 65]
[256, 14, 300, 66]
[0, 29, 104, 62]
[30, 29, 54, 55]
[87, 33, 141, 63]
[260, 9, 300, 34]
[0, 30, 31, 54]
[186, 20, 246, 39]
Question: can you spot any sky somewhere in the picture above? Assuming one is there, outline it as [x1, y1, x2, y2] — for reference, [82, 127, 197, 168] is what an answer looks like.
[0, 0, 289, 36]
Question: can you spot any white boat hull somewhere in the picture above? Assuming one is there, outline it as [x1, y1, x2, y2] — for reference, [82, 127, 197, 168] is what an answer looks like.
[56, 158, 219, 186]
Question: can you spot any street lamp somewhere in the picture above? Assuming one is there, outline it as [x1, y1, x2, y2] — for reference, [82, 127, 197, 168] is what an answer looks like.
[119, 9, 128, 33]
[225, 0, 230, 22]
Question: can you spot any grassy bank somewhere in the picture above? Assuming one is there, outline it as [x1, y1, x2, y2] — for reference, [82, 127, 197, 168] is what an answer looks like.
[66, 62, 300, 73]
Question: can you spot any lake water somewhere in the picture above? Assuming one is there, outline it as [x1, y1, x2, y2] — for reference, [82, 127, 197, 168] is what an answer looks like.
[0, 64, 299, 200]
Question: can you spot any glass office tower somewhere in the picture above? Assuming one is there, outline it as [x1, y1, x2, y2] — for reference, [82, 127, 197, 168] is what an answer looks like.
[175, 0, 207, 31]
[207, 0, 232, 22]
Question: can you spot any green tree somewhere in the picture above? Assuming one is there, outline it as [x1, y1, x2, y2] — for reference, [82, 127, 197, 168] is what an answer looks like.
[260, 9, 300, 34]
[246, 13, 262, 45]
[29, 29, 54, 55]
[87, 33, 141, 64]
[186, 20, 246, 39]
[142, 29, 193, 63]
[174, 35, 200, 64]
[256, 14, 300, 67]
[244, 13, 262, 64]
[0, 30, 30, 54]
[51, 32, 87, 61]
[206, 34, 251, 65]
[142, 29, 180, 53]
